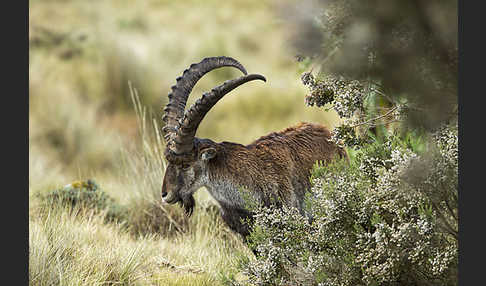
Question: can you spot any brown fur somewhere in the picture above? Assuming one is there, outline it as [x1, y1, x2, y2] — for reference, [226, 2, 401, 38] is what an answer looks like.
[210, 122, 343, 203]
[162, 122, 346, 238]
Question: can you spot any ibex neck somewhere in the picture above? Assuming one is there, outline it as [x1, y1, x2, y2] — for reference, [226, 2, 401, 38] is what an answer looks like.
[202, 142, 263, 210]
[203, 181, 255, 211]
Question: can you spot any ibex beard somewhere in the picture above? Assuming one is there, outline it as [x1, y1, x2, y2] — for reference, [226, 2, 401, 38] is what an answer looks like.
[161, 56, 346, 238]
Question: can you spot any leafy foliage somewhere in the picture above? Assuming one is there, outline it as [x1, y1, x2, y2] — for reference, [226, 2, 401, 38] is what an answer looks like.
[288, 0, 457, 131]
[238, 124, 457, 286]
[235, 1, 458, 284]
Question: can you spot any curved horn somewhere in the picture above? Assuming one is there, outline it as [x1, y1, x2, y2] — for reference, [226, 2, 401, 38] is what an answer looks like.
[174, 73, 266, 153]
[162, 57, 247, 153]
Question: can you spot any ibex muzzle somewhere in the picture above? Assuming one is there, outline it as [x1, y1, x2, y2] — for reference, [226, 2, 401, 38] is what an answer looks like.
[161, 56, 345, 237]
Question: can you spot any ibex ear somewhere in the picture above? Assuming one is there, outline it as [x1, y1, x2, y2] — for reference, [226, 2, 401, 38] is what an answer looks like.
[200, 147, 217, 161]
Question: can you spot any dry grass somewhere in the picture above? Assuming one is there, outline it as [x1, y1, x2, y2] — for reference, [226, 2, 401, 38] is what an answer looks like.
[29, 0, 340, 285]
[29, 204, 242, 286]
[29, 90, 252, 285]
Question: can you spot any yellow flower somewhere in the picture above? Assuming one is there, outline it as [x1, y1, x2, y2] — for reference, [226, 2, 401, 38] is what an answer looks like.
[69, 180, 84, 189]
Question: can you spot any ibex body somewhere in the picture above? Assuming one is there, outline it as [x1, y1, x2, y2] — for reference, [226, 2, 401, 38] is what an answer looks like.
[161, 57, 345, 238]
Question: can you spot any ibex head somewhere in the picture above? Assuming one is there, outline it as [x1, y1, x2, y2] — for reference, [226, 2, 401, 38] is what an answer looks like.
[160, 57, 266, 215]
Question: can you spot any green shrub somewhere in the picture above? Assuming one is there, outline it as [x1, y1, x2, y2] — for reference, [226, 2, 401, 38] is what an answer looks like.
[235, 2, 458, 283]
[237, 123, 457, 286]
[38, 179, 128, 224]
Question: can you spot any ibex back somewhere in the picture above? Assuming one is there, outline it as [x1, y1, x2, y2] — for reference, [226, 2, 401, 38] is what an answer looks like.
[161, 56, 346, 238]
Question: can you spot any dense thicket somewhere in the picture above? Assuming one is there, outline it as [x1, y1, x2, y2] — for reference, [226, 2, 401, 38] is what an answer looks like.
[235, 1, 458, 285]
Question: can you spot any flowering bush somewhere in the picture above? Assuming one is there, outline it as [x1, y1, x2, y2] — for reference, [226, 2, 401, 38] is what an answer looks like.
[233, 1, 457, 284]
[291, 0, 457, 131]
[301, 71, 408, 149]
[236, 122, 457, 286]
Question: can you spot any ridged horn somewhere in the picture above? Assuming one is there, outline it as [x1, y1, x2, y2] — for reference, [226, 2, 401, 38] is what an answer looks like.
[174, 73, 266, 154]
[162, 57, 247, 153]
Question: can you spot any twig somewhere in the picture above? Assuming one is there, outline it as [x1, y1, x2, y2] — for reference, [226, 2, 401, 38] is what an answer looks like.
[351, 106, 399, 128]
[369, 119, 400, 128]
[154, 203, 186, 234]
[157, 257, 204, 274]
[370, 87, 395, 103]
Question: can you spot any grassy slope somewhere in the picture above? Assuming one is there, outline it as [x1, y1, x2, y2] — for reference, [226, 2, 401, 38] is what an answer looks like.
[29, 0, 340, 285]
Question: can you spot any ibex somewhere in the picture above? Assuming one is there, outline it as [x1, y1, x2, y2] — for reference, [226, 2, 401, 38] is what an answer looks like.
[161, 56, 346, 238]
